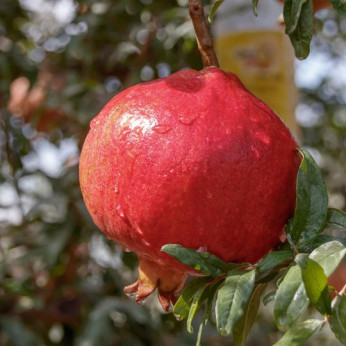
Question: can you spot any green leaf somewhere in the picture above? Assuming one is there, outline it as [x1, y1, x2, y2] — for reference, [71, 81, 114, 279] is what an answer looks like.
[232, 284, 267, 346]
[216, 269, 256, 336]
[263, 290, 276, 305]
[295, 254, 331, 315]
[309, 240, 346, 276]
[287, 149, 328, 245]
[285, 227, 297, 249]
[330, 0, 346, 15]
[273, 319, 324, 346]
[257, 250, 294, 274]
[284, 0, 314, 59]
[208, 0, 225, 23]
[326, 208, 346, 230]
[330, 294, 346, 344]
[284, 0, 309, 34]
[173, 277, 210, 321]
[300, 234, 346, 253]
[186, 282, 209, 333]
[196, 281, 223, 346]
[274, 265, 309, 329]
[276, 265, 291, 287]
[256, 269, 281, 285]
[256, 246, 293, 283]
[252, 0, 259, 16]
[161, 244, 229, 277]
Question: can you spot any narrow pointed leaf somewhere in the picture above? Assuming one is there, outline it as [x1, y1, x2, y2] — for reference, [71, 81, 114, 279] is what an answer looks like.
[326, 208, 346, 230]
[284, 0, 314, 59]
[208, 0, 225, 23]
[232, 284, 267, 346]
[284, 0, 309, 34]
[274, 265, 309, 329]
[186, 283, 209, 333]
[287, 148, 328, 244]
[295, 254, 331, 315]
[273, 319, 323, 346]
[216, 269, 255, 336]
[196, 281, 223, 346]
[309, 241, 346, 276]
[252, 0, 259, 16]
[256, 269, 281, 285]
[257, 250, 294, 274]
[276, 266, 291, 287]
[173, 277, 210, 320]
[330, 294, 346, 344]
[162, 244, 229, 277]
[300, 234, 346, 252]
[197, 318, 205, 346]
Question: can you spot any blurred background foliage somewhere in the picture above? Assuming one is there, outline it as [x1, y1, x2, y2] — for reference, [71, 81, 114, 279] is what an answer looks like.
[0, 0, 345, 345]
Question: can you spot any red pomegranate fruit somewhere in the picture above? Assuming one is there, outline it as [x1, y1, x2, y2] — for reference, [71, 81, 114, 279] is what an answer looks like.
[79, 67, 300, 311]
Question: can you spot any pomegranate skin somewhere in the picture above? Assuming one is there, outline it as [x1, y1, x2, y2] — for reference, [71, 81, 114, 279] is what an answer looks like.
[80, 67, 300, 309]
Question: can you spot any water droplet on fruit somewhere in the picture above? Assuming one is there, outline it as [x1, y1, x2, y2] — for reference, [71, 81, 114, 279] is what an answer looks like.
[153, 124, 172, 134]
[116, 204, 126, 220]
[178, 114, 199, 125]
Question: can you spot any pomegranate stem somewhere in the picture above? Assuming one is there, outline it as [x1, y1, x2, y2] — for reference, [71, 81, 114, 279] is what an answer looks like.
[188, 0, 220, 68]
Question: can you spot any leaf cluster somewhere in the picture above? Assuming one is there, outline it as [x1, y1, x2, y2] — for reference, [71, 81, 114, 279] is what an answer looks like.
[162, 149, 346, 345]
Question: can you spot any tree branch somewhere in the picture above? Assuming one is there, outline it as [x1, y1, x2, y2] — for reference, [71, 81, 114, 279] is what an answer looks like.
[189, 0, 219, 67]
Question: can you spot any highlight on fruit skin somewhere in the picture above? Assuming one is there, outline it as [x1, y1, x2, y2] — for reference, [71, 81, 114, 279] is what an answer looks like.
[79, 67, 301, 311]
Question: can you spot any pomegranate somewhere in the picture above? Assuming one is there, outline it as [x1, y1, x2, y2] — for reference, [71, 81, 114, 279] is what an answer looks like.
[79, 67, 300, 310]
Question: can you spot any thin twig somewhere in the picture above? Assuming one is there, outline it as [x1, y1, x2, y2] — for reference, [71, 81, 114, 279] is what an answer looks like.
[188, 0, 219, 67]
